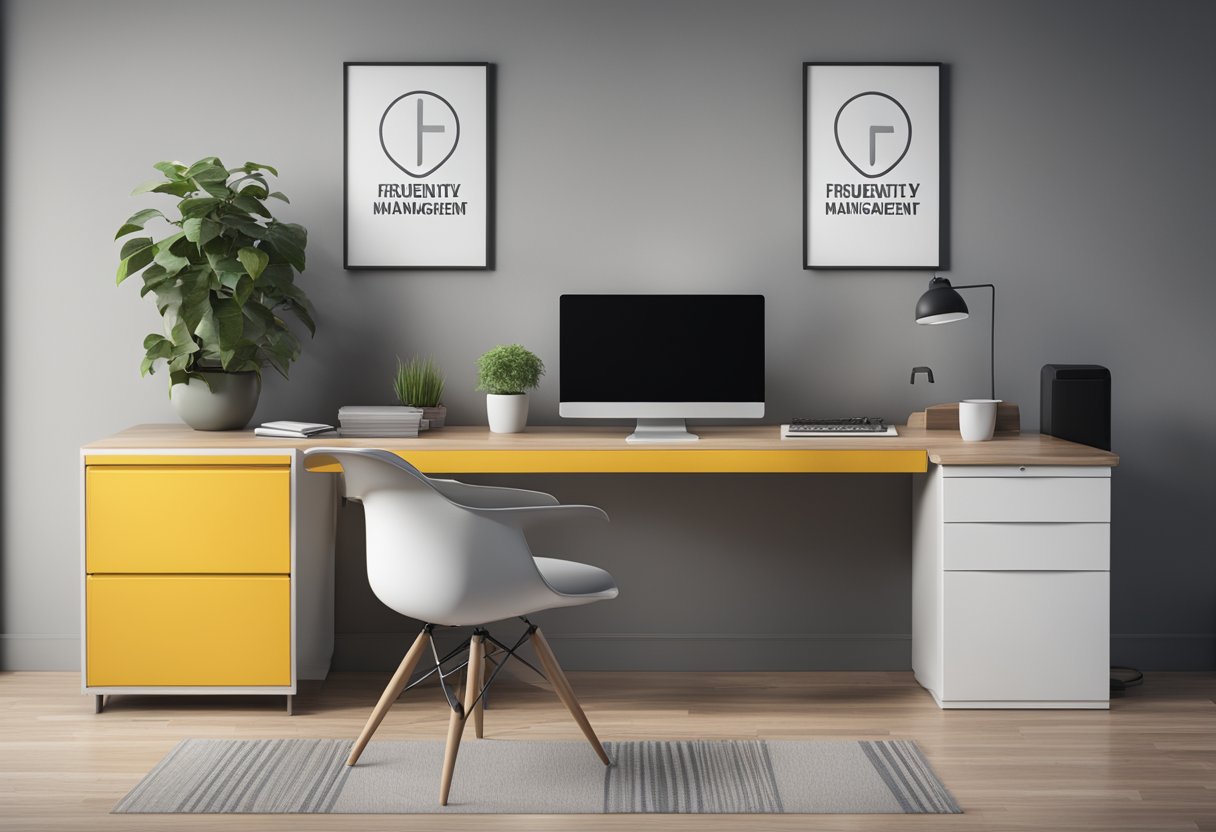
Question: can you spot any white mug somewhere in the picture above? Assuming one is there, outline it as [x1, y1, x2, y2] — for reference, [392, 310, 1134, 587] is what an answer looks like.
[959, 399, 1001, 441]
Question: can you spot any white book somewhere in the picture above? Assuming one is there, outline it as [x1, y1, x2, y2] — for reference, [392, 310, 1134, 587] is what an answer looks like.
[337, 417, 424, 425]
[255, 427, 338, 438]
[259, 420, 335, 435]
[338, 406, 424, 417]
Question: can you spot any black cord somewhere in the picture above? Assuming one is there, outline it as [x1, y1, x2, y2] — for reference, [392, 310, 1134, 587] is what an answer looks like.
[1110, 666, 1143, 691]
[951, 283, 997, 399]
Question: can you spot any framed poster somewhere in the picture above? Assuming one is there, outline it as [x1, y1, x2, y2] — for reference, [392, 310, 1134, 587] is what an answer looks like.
[345, 62, 495, 269]
[804, 63, 945, 269]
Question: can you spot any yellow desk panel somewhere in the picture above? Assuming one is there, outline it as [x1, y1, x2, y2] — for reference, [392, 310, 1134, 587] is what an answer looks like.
[86, 575, 290, 687]
[85, 455, 290, 466]
[86, 466, 290, 573]
[304, 449, 928, 474]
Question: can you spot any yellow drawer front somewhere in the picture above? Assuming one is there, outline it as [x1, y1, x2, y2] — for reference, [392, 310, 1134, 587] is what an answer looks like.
[86, 575, 290, 687]
[86, 466, 290, 573]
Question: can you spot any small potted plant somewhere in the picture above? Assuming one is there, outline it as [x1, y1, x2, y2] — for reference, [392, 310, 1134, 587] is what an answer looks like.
[394, 355, 446, 428]
[476, 344, 545, 433]
[114, 156, 315, 430]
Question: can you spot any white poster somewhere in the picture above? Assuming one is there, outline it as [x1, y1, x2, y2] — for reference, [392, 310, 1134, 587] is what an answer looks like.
[804, 63, 943, 269]
[345, 63, 495, 269]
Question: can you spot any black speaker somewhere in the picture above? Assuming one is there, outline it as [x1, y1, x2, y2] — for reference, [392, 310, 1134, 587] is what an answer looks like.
[1040, 365, 1111, 451]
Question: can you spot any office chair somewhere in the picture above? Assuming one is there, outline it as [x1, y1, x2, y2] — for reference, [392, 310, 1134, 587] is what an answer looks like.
[304, 448, 618, 805]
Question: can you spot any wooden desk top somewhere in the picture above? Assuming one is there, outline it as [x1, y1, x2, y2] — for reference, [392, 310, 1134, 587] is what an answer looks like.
[84, 423, 1119, 473]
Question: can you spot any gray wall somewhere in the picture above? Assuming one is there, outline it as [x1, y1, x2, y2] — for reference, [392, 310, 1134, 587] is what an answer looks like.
[3, 0, 1214, 671]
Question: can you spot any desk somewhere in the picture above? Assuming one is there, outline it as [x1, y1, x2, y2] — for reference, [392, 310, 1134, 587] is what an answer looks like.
[81, 422, 1118, 711]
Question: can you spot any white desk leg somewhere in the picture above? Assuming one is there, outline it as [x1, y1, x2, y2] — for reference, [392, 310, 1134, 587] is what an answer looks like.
[295, 466, 337, 681]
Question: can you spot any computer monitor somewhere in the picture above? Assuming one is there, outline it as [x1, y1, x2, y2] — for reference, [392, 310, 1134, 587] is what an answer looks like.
[559, 294, 765, 443]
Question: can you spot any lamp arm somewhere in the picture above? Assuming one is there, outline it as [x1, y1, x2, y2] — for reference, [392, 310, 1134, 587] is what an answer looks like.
[951, 284, 996, 400]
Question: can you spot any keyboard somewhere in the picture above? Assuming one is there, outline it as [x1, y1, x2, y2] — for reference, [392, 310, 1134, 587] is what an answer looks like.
[787, 417, 888, 433]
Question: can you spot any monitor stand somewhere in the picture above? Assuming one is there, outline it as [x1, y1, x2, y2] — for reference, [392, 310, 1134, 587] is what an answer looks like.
[625, 418, 700, 444]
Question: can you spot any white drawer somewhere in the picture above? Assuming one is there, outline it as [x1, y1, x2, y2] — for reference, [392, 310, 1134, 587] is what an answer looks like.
[943, 571, 1109, 702]
[944, 523, 1109, 571]
[943, 466, 1111, 478]
[943, 477, 1110, 523]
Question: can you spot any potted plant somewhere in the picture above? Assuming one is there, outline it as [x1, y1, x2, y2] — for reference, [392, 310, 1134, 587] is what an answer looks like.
[114, 156, 316, 430]
[394, 355, 447, 428]
[476, 344, 545, 433]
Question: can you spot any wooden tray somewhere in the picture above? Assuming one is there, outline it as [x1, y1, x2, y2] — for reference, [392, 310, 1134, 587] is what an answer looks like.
[907, 402, 1021, 434]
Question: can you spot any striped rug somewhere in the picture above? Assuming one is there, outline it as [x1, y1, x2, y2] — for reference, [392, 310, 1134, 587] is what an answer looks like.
[114, 738, 960, 814]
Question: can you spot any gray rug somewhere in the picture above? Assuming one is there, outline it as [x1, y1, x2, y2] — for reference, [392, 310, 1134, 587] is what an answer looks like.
[114, 738, 960, 814]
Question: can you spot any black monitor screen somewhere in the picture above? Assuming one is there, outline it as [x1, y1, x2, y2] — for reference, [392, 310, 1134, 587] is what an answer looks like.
[559, 295, 765, 403]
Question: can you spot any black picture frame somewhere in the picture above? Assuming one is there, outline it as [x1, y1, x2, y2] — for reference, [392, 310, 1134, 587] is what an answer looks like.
[803, 62, 949, 270]
[344, 62, 496, 270]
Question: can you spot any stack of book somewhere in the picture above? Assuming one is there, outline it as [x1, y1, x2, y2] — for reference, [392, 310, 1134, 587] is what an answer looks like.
[254, 421, 337, 439]
[338, 405, 425, 438]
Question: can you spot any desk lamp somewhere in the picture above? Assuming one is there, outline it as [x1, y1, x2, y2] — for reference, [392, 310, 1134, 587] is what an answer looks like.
[914, 275, 996, 400]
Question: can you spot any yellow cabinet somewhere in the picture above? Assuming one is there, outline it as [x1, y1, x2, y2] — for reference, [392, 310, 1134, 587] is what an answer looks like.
[83, 456, 296, 695]
[86, 464, 290, 573]
[86, 575, 290, 687]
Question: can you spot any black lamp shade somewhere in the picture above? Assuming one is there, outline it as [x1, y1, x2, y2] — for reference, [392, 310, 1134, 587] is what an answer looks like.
[915, 276, 970, 325]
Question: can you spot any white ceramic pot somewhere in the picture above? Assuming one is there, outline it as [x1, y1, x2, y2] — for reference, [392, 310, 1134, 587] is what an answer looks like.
[958, 398, 1002, 442]
[170, 371, 261, 431]
[486, 393, 528, 433]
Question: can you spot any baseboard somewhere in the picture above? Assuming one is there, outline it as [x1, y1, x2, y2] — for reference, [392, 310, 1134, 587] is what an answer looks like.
[1110, 634, 1216, 671]
[335, 631, 1216, 673]
[5, 632, 1210, 673]
[0, 634, 80, 670]
[333, 632, 914, 672]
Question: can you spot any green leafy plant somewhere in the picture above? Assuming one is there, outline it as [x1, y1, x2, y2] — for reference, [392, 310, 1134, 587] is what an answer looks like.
[476, 344, 545, 395]
[114, 156, 316, 389]
[394, 356, 446, 407]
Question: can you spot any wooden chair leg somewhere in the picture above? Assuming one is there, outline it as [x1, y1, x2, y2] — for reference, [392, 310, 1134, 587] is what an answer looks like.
[530, 628, 611, 765]
[472, 638, 486, 738]
[347, 629, 430, 767]
[440, 633, 484, 805]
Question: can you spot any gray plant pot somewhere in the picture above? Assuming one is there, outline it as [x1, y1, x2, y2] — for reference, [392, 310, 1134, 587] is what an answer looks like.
[170, 371, 261, 431]
[420, 405, 447, 428]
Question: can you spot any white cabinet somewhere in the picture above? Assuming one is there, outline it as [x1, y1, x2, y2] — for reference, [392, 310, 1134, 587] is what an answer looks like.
[942, 523, 1109, 571]
[942, 477, 1110, 523]
[942, 571, 1109, 702]
[912, 465, 1111, 709]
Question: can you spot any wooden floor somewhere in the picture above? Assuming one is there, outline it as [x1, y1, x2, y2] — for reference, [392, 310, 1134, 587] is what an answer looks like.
[2, 670, 1214, 831]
